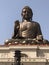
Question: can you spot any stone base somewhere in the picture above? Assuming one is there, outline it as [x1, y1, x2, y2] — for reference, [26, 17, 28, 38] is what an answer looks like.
[4, 39, 49, 45]
[0, 42, 49, 65]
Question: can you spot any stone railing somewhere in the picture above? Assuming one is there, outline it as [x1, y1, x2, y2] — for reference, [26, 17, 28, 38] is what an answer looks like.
[21, 57, 46, 62]
[0, 58, 47, 62]
[0, 58, 14, 62]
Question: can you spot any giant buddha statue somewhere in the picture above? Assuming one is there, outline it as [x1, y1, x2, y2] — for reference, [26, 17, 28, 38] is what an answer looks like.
[12, 6, 42, 39]
[5, 6, 49, 44]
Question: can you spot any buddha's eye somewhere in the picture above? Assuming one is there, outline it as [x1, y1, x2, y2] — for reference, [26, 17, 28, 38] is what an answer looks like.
[23, 11, 26, 13]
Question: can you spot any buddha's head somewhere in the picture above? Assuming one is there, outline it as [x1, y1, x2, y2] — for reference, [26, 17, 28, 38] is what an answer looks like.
[21, 6, 33, 21]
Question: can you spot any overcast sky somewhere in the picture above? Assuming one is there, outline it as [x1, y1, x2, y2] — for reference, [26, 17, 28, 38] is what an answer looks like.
[0, 0, 49, 45]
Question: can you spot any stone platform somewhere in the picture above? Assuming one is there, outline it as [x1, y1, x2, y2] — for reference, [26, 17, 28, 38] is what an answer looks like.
[0, 43, 49, 65]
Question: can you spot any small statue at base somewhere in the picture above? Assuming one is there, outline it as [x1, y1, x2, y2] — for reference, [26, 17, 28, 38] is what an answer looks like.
[5, 6, 49, 45]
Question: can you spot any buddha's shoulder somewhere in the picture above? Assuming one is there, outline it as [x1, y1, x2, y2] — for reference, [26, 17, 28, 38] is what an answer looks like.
[32, 21, 40, 26]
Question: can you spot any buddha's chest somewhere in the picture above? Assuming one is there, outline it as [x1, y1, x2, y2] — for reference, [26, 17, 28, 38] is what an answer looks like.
[20, 21, 36, 31]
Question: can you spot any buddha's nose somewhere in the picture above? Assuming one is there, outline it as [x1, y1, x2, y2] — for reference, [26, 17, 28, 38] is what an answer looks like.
[26, 11, 28, 14]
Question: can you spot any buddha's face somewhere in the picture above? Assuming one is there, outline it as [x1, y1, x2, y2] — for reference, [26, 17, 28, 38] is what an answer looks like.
[21, 8, 32, 20]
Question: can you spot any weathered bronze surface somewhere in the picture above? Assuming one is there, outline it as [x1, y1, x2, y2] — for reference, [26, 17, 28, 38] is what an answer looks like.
[12, 6, 42, 39]
[5, 6, 49, 44]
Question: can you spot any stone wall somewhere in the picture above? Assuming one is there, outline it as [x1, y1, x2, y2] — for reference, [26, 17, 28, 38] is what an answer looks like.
[0, 44, 49, 65]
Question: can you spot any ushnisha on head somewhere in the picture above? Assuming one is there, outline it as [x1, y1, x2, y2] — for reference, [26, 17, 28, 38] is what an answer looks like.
[21, 6, 33, 21]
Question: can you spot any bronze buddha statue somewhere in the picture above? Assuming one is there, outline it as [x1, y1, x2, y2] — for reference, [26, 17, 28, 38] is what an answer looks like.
[5, 6, 49, 44]
[12, 6, 42, 40]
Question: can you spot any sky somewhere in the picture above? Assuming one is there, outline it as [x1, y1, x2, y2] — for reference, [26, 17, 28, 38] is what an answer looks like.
[0, 0, 49, 45]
